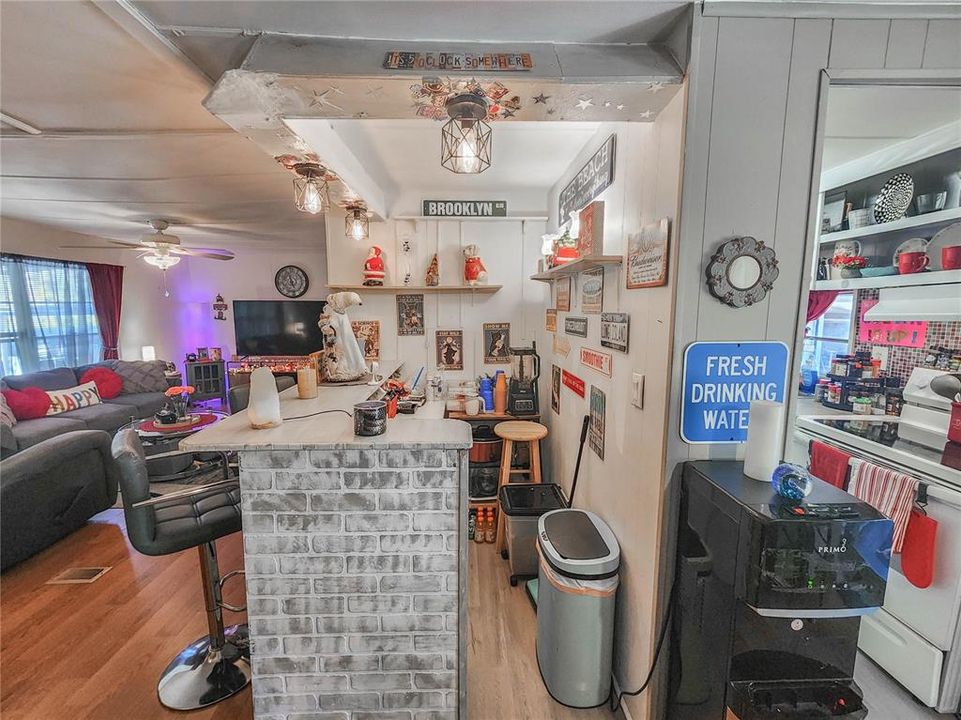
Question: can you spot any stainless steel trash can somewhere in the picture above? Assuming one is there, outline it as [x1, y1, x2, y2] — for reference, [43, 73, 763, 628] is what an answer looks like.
[499, 483, 567, 586]
[535, 508, 620, 708]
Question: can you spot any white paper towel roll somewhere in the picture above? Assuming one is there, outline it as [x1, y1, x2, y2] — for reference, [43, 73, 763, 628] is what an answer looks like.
[743, 400, 785, 482]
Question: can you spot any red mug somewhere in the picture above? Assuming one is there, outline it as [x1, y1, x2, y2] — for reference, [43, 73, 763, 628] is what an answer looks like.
[943, 245, 961, 271]
[898, 251, 929, 274]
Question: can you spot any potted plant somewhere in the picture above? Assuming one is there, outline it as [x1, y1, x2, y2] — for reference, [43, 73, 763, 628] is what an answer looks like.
[832, 255, 868, 279]
[163, 385, 195, 422]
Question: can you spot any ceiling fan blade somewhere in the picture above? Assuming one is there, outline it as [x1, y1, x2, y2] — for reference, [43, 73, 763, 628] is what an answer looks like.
[59, 244, 142, 250]
[170, 247, 235, 260]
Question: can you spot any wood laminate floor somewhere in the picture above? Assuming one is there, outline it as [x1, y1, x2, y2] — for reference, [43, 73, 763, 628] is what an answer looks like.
[1, 511, 951, 720]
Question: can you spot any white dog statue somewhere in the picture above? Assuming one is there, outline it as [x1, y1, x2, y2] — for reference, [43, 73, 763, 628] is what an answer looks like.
[317, 291, 367, 382]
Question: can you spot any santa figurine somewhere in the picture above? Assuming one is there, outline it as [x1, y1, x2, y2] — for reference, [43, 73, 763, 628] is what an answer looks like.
[363, 246, 385, 286]
[463, 244, 488, 286]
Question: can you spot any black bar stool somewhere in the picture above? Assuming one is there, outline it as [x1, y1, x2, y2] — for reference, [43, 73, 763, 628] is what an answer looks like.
[111, 429, 250, 710]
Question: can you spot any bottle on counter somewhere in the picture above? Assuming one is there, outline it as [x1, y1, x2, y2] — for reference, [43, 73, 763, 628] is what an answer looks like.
[485, 508, 496, 543]
[885, 390, 904, 417]
[494, 371, 508, 415]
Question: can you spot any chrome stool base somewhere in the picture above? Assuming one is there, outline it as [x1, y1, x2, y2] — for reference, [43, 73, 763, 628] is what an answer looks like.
[158, 624, 251, 710]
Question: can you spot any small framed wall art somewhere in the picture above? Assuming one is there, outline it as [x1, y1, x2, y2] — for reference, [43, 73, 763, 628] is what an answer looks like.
[581, 267, 604, 314]
[565, 316, 588, 338]
[545, 309, 557, 333]
[483, 323, 510, 364]
[351, 320, 381, 361]
[551, 364, 561, 414]
[589, 385, 606, 460]
[555, 277, 571, 312]
[600, 312, 629, 353]
[626, 218, 670, 289]
[397, 294, 425, 336]
[436, 330, 464, 370]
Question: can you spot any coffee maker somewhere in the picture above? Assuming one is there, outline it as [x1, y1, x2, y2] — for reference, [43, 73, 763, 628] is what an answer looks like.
[508, 342, 540, 415]
[668, 461, 893, 720]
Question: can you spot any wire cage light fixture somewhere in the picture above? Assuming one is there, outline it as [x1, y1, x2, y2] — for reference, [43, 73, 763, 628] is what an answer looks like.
[292, 162, 331, 214]
[345, 204, 370, 241]
[441, 93, 492, 174]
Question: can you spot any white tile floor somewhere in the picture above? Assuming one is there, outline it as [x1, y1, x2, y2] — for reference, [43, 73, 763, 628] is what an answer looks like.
[856, 652, 955, 719]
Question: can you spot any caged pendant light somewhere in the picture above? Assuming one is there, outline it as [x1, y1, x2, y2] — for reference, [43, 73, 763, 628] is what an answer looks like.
[441, 93, 492, 175]
[345, 204, 370, 241]
[292, 162, 331, 214]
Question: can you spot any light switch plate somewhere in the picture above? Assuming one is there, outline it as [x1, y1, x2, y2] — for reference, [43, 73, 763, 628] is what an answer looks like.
[632, 372, 645, 409]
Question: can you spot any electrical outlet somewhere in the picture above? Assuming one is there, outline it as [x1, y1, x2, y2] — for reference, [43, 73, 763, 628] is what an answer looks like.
[632, 372, 645, 409]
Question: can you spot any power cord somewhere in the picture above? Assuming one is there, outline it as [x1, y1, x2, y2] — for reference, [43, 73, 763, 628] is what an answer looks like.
[609, 573, 678, 714]
[281, 409, 353, 421]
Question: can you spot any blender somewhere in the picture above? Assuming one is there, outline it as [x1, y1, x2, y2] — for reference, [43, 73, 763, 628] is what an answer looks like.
[508, 342, 540, 415]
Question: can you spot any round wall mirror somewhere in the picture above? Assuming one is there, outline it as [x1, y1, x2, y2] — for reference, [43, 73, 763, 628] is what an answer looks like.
[706, 236, 779, 308]
[727, 255, 762, 290]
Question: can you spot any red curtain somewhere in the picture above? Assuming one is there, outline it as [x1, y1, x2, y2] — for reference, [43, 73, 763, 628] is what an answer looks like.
[86, 262, 124, 360]
[807, 289, 839, 323]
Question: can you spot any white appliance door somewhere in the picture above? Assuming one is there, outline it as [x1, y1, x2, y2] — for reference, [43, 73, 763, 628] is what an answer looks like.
[860, 609, 944, 708]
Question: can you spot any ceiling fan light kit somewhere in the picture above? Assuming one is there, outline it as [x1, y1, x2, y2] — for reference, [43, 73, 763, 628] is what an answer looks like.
[292, 162, 331, 214]
[441, 93, 492, 175]
[345, 204, 370, 241]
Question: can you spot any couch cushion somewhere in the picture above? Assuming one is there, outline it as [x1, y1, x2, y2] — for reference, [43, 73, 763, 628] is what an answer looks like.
[104, 392, 166, 418]
[61, 403, 131, 432]
[4, 367, 78, 391]
[11, 416, 88, 450]
[113, 361, 168, 394]
[46, 381, 102, 416]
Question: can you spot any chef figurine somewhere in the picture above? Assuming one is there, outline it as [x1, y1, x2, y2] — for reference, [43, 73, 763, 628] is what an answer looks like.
[363, 246, 385, 286]
[463, 244, 488, 286]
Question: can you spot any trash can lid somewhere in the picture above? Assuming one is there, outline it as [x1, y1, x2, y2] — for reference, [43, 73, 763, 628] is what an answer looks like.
[537, 509, 620, 580]
[499, 483, 568, 516]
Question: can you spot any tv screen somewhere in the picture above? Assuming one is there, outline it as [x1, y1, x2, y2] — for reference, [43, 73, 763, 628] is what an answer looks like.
[233, 300, 327, 356]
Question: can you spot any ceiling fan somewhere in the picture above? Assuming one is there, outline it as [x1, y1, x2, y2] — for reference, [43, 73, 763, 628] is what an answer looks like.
[60, 220, 235, 296]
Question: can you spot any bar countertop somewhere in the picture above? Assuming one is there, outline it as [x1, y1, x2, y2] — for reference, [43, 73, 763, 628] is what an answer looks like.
[179, 360, 471, 452]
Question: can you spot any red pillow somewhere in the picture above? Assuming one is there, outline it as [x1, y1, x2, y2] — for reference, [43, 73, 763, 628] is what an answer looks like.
[80, 367, 123, 399]
[1, 387, 52, 420]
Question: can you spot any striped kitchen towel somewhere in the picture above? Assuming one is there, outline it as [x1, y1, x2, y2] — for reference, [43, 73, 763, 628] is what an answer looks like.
[848, 458, 918, 553]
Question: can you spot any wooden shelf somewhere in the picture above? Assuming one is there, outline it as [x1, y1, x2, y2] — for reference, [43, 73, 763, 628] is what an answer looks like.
[818, 207, 961, 245]
[813, 268, 961, 291]
[328, 284, 501, 294]
[530, 255, 623, 282]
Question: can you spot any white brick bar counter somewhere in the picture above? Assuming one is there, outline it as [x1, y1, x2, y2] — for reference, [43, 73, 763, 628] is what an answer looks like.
[181, 367, 472, 720]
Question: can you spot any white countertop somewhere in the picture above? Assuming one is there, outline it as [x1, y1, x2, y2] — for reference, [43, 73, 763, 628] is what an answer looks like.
[180, 362, 471, 452]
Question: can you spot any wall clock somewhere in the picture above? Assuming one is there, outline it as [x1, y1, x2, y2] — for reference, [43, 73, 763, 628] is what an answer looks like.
[275, 265, 309, 298]
[705, 236, 779, 308]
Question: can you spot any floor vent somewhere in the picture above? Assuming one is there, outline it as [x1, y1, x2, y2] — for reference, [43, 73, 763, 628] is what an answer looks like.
[46, 567, 112, 585]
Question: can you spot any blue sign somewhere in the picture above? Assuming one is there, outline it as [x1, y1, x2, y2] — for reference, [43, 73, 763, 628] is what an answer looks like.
[680, 341, 789, 444]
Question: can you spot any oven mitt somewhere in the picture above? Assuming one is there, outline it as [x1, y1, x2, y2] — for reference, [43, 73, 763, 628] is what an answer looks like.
[901, 509, 938, 589]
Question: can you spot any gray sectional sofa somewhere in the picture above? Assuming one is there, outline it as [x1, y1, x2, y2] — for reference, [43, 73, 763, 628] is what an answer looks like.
[1, 361, 172, 457]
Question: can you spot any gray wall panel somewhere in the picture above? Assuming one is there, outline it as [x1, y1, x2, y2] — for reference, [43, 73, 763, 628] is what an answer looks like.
[885, 19, 929, 68]
[922, 19, 961, 68]
[829, 19, 890, 68]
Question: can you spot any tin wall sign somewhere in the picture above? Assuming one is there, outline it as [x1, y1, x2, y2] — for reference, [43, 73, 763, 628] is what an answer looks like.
[553, 335, 571, 358]
[558, 134, 616, 225]
[422, 200, 508, 217]
[545, 309, 557, 333]
[385, 52, 533, 72]
[580, 347, 613, 377]
[680, 341, 789, 444]
[600, 313, 629, 353]
[565, 316, 588, 338]
[562, 369, 586, 398]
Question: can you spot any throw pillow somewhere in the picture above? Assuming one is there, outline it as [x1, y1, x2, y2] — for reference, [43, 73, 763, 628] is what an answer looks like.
[2, 387, 52, 420]
[46, 381, 102, 416]
[0, 392, 17, 427]
[113, 360, 169, 394]
[80, 366, 123, 399]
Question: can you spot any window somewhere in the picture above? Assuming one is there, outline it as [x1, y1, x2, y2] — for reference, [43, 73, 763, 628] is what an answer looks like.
[802, 292, 854, 376]
[0, 255, 102, 376]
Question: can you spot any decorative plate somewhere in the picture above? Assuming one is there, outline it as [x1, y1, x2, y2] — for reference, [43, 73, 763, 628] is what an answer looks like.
[705, 236, 779, 308]
[928, 221, 961, 271]
[274, 265, 309, 298]
[874, 173, 914, 224]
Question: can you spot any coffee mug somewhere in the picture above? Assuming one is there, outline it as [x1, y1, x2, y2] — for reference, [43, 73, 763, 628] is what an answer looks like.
[898, 251, 929, 274]
[943, 245, 961, 271]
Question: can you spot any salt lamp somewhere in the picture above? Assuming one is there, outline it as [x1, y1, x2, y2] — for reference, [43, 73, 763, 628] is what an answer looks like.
[248, 367, 282, 429]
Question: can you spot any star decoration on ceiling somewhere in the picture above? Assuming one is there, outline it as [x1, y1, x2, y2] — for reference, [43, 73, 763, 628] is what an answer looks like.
[603, 101, 612, 108]
[354, 111, 370, 119]
[648, 81, 664, 93]
[533, 93, 550, 104]
[365, 85, 385, 99]
[546, 107, 556, 115]
[310, 89, 344, 111]
[327, 85, 345, 95]
[575, 97, 594, 110]
[501, 108, 517, 118]
[639, 109, 654, 119]
[616, 104, 625, 110]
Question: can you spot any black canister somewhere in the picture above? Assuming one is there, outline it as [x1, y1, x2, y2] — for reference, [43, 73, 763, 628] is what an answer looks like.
[354, 401, 387, 436]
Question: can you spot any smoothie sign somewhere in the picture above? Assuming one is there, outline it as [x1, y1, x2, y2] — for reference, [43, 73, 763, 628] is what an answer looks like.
[680, 341, 788, 444]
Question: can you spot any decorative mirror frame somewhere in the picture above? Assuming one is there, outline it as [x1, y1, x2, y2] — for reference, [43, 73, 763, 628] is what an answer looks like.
[705, 236, 779, 308]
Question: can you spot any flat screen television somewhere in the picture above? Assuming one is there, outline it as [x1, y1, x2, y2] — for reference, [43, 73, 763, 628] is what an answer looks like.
[233, 300, 327, 357]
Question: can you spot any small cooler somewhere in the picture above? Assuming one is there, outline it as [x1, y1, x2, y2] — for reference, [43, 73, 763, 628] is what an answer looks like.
[499, 483, 567, 586]
[536, 508, 620, 709]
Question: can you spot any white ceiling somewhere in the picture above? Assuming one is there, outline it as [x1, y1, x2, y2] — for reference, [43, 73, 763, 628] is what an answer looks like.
[822, 85, 961, 169]
[0, 1, 321, 250]
[322, 119, 601, 200]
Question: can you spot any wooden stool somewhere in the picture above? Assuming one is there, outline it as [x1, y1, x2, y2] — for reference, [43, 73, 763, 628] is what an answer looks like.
[493, 421, 548, 555]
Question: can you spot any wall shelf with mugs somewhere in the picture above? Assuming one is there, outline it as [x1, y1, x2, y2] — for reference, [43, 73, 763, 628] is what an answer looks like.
[813, 268, 961, 292]
[327, 284, 502, 295]
[817, 206, 961, 246]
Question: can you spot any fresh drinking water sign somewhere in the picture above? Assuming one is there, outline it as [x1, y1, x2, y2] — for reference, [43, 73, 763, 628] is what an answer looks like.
[422, 200, 507, 217]
[680, 341, 789, 444]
